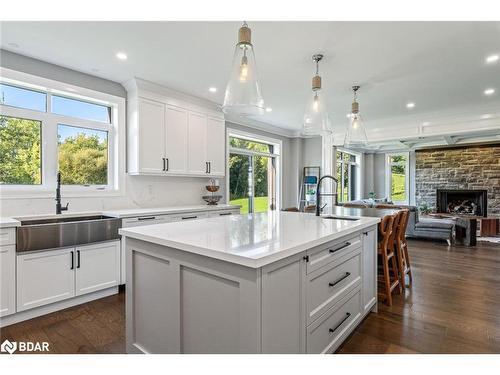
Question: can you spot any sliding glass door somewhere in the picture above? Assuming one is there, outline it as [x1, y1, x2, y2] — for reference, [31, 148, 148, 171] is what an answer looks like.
[228, 135, 278, 214]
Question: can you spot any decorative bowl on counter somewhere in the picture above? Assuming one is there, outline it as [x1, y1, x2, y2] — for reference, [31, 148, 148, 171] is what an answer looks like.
[203, 195, 222, 205]
[206, 185, 220, 193]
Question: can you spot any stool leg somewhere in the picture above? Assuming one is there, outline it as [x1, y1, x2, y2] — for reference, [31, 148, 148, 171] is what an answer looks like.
[403, 242, 413, 286]
[382, 252, 392, 306]
[390, 254, 402, 295]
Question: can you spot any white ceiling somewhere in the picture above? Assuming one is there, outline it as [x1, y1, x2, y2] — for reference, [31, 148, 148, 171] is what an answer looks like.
[1, 21, 500, 137]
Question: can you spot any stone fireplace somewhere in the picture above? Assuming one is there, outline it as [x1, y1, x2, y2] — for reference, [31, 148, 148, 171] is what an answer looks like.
[436, 189, 488, 217]
[415, 144, 500, 215]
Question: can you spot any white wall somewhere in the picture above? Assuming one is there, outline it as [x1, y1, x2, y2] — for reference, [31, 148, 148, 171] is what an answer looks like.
[0, 51, 300, 217]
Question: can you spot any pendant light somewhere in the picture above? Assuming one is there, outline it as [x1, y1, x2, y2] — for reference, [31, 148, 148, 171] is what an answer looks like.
[302, 54, 332, 136]
[222, 22, 265, 116]
[344, 85, 368, 147]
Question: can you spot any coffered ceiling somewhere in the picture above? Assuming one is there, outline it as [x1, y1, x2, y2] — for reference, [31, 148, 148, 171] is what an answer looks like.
[1, 21, 499, 141]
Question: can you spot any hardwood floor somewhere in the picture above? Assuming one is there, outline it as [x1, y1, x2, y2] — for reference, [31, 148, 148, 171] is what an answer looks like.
[1, 240, 499, 354]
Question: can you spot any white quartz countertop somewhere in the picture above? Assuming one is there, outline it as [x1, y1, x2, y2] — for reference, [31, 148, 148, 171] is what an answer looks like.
[119, 211, 380, 268]
[0, 217, 21, 228]
[103, 204, 239, 218]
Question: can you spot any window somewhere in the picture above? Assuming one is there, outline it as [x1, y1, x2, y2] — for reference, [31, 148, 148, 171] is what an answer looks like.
[386, 153, 409, 204]
[52, 95, 111, 123]
[0, 83, 46, 112]
[228, 133, 280, 214]
[0, 115, 42, 185]
[0, 70, 124, 197]
[336, 150, 360, 202]
[58, 125, 108, 185]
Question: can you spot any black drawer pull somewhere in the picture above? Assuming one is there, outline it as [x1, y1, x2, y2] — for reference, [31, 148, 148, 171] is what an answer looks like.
[77, 250, 81, 269]
[363, 231, 369, 236]
[219, 212, 232, 216]
[329, 312, 351, 334]
[70, 251, 74, 270]
[328, 272, 351, 288]
[166, 158, 169, 172]
[162, 157, 166, 171]
[182, 216, 197, 220]
[329, 241, 351, 254]
[138, 216, 156, 221]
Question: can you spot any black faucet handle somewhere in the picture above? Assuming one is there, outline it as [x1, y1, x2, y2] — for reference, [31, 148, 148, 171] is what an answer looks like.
[62, 202, 69, 211]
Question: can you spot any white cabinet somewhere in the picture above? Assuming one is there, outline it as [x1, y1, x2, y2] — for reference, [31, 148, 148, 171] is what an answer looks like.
[17, 248, 76, 312]
[137, 97, 166, 175]
[16, 241, 121, 312]
[165, 105, 188, 174]
[0, 244, 16, 317]
[187, 111, 208, 175]
[206, 117, 226, 176]
[362, 229, 377, 314]
[75, 241, 120, 296]
[126, 81, 226, 177]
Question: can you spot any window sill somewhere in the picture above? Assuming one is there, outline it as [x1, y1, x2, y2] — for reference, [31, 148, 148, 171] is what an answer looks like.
[0, 189, 125, 200]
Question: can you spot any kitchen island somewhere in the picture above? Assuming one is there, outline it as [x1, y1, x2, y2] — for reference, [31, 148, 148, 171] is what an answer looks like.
[119, 211, 380, 354]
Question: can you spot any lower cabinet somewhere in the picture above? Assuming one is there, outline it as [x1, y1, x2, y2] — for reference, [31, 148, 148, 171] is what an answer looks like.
[17, 240, 120, 312]
[0, 244, 16, 317]
[75, 241, 120, 296]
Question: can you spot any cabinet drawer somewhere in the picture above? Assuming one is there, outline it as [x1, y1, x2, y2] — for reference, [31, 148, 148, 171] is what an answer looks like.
[122, 215, 169, 228]
[306, 288, 361, 354]
[208, 210, 238, 218]
[306, 250, 361, 324]
[169, 212, 209, 222]
[306, 234, 361, 274]
[0, 228, 15, 246]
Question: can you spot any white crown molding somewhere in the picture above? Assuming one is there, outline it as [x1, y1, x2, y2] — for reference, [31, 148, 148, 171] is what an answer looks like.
[223, 114, 297, 138]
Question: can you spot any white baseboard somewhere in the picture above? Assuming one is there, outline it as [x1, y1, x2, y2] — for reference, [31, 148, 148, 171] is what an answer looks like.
[0, 286, 119, 328]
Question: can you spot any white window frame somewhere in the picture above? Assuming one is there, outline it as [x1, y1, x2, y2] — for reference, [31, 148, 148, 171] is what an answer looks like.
[226, 128, 282, 212]
[0, 68, 126, 199]
[385, 151, 410, 205]
[335, 148, 362, 202]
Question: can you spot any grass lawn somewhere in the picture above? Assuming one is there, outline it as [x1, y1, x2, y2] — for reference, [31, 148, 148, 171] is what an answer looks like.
[391, 173, 406, 202]
[230, 196, 268, 214]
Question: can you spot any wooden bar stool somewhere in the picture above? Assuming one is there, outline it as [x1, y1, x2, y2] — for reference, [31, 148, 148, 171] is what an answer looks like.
[394, 209, 412, 288]
[377, 214, 401, 306]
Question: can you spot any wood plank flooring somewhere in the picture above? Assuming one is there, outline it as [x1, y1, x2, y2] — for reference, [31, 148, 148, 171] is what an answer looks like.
[1, 240, 499, 354]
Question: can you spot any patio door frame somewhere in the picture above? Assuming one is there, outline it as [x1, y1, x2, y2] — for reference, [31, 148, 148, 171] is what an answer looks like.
[226, 128, 281, 213]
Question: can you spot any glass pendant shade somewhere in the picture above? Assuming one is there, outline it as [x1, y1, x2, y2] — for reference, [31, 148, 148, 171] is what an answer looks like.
[302, 91, 332, 136]
[222, 23, 264, 116]
[344, 112, 368, 147]
[344, 86, 368, 147]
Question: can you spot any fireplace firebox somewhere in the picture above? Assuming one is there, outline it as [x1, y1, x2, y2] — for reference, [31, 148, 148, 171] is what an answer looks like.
[436, 189, 488, 217]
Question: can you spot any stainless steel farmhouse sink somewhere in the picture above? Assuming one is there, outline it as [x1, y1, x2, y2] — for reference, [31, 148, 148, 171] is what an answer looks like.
[16, 215, 121, 253]
[321, 216, 360, 221]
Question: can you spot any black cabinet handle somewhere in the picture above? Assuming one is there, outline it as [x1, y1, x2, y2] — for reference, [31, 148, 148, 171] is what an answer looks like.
[70, 251, 74, 270]
[303, 255, 309, 262]
[219, 212, 232, 216]
[162, 157, 166, 171]
[138, 216, 156, 221]
[329, 312, 351, 334]
[182, 216, 197, 220]
[363, 231, 369, 236]
[208, 162, 211, 174]
[328, 272, 351, 288]
[329, 241, 351, 254]
[205, 162, 209, 173]
[166, 158, 169, 172]
[77, 250, 81, 268]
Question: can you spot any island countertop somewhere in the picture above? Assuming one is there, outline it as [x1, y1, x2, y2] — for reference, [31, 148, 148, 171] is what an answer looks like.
[119, 211, 380, 268]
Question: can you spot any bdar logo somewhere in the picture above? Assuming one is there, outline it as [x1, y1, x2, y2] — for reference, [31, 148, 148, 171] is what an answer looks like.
[1, 339, 17, 354]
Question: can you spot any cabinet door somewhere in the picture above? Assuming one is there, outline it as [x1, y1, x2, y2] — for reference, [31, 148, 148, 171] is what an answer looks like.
[138, 97, 166, 174]
[165, 105, 188, 174]
[362, 229, 377, 314]
[0, 245, 16, 317]
[17, 248, 75, 312]
[206, 117, 226, 176]
[187, 111, 208, 175]
[75, 241, 120, 296]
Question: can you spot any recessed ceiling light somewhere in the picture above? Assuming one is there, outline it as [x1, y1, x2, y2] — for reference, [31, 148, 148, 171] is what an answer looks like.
[480, 114, 493, 119]
[208, 87, 217, 93]
[486, 54, 499, 64]
[116, 52, 128, 60]
[406, 102, 415, 109]
[346, 113, 352, 118]
[265, 107, 272, 112]
[484, 88, 495, 96]
[422, 122, 431, 126]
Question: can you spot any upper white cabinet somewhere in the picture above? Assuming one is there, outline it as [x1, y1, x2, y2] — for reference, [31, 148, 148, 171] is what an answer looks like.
[126, 79, 226, 177]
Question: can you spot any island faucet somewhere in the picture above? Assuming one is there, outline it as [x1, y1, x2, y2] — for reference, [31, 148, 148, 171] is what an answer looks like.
[55, 172, 69, 214]
[315, 175, 339, 216]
